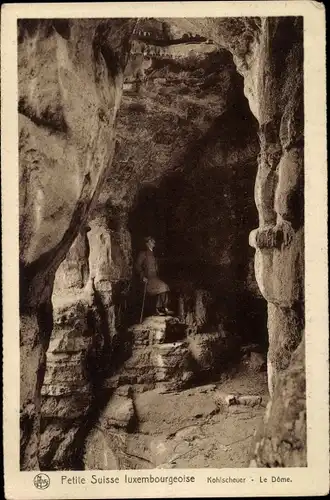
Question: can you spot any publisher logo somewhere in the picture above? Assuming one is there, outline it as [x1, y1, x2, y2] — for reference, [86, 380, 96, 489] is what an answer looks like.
[33, 473, 50, 490]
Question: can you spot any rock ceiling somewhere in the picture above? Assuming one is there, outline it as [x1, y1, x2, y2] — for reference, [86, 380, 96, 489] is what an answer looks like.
[97, 17, 261, 211]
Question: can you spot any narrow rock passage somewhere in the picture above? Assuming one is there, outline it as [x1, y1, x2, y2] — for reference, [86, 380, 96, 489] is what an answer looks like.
[83, 314, 268, 470]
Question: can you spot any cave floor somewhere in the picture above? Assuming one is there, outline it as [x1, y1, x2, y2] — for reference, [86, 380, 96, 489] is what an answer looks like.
[123, 370, 268, 469]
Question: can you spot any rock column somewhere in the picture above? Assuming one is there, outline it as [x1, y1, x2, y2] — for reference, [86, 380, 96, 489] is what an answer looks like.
[246, 17, 304, 392]
[245, 18, 305, 466]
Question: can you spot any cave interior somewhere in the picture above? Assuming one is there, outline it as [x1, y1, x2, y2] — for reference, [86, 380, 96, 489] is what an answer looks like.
[18, 16, 305, 471]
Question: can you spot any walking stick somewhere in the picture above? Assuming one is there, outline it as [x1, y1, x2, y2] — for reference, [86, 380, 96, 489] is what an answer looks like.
[140, 280, 147, 324]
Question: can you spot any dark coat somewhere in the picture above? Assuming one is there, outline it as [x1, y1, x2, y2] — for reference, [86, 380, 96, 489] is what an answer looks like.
[135, 249, 169, 296]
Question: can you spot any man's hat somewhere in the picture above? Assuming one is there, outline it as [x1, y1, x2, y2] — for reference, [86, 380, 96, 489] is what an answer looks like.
[144, 236, 155, 244]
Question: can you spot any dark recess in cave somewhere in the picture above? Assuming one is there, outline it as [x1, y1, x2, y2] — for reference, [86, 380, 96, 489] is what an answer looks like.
[128, 87, 267, 348]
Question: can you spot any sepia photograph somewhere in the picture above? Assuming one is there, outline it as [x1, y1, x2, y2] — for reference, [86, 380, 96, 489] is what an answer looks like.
[1, 2, 328, 498]
[17, 14, 306, 472]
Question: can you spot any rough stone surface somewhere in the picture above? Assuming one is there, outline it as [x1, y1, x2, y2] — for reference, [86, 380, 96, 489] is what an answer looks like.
[39, 423, 81, 470]
[19, 19, 136, 293]
[83, 370, 268, 469]
[53, 228, 90, 291]
[244, 17, 304, 399]
[153, 341, 193, 391]
[177, 290, 212, 329]
[19, 18, 137, 470]
[39, 233, 121, 469]
[100, 392, 136, 430]
[39, 288, 105, 468]
[267, 302, 303, 394]
[100, 39, 256, 207]
[47, 331, 92, 354]
[41, 393, 92, 419]
[188, 331, 241, 376]
[242, 351, 266, 373]
[20, 313, 48, 470]
[236, 395, 262, 407]
[127, 315, 172, 344]
[107, 316, 195, 390]
[83, 428, 120, 470]
[251, 339, 306, 467]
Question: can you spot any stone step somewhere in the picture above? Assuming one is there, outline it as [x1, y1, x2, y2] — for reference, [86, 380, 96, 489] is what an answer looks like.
[128, 315, 190, 344]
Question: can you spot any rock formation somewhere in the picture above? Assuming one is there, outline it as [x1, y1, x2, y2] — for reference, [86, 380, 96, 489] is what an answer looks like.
[19, 18, 137, 469]
[250, 338, 306, 467]
[18, 17, 305, 470]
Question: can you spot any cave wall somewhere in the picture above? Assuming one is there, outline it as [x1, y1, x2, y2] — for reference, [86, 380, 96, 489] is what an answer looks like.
[198, 16, 305, 465]
[247, 18, 304, 393]
[247, 17, 305, 466]
[171, 16, 304, 343]
[96, 35, 266, 340]
[19, 16, 305, 470]
[99, 43, 247, 207]
[18, 18, 137, 470]
[127, 88, 265, 343]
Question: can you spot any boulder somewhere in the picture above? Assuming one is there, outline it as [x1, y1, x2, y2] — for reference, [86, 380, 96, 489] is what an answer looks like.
[242, 351, 266, 372]
[236, 395, 262, 407]
[100, 392, 136, 430]
[188, 332, 240, 376]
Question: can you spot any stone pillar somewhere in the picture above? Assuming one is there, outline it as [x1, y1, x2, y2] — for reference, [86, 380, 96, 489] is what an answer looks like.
[248, 18, 304, 395]
[39, 225, 109, 469]
[244, 17, 306, 466]
[87, 214, 116, 343]
[87, 210, 132, 338]
[40, 298, 95, 469]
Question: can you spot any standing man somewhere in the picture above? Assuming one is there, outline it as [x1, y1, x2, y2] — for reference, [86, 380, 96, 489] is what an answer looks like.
[135, 236, 171, 316]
